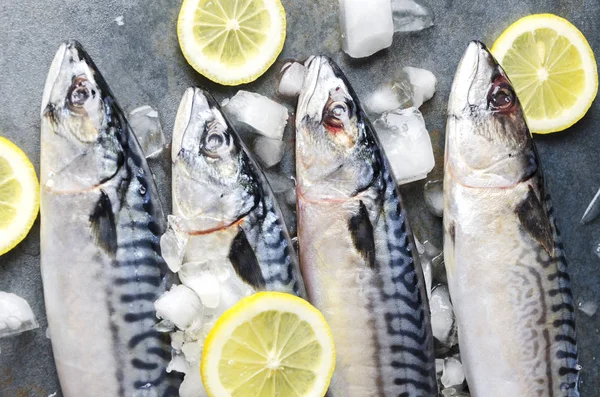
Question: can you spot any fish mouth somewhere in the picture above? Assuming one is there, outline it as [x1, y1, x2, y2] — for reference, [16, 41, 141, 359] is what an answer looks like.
[447, 41, 498, 116]
[40, 42, 68, 116]
[297, 55, 326, 124]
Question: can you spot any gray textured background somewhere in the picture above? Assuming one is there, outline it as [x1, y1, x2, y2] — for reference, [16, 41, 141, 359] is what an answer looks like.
[1, 0, 599, 395]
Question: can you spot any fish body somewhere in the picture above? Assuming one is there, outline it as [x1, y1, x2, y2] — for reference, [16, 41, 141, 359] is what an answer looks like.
[444, 41, 579, 396]
[171, 87, 305, 299]
[295, 56, 436, 397]
[40, 41, 178, 396]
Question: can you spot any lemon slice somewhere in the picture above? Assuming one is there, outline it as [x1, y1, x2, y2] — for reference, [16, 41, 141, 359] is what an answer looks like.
[0, 137, 39, 256]
[201, 292, 335, 397]
[178, 0, 287, 86]
[491, 14, 598, 134]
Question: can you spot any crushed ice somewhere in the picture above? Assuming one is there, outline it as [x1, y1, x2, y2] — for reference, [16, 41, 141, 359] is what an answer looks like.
[157, 216, 256, 396]
[222, 91, 288, 141]
[0, 292, 39, 338]
[129, 105, 167, 158]
[391, 0, 435, 32]
[578, 300, 598, 317]
[424, 180, 443, 217]
[373, 107, 435, 184]
[278, 62, 307, 98]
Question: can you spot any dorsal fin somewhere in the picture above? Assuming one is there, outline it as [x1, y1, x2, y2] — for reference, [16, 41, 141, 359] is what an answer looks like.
[349, 201, 376, 269]
[515, 185, 554, 254]
[228, 227, 266, 289]
[90, 190, 117, 257]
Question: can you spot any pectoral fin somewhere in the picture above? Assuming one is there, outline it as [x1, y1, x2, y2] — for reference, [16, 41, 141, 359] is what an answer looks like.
[349, 201, 376, 269]
[515, 185, 554, 254]
[90, 190, 117, 257]
[229, 227, 266, 289]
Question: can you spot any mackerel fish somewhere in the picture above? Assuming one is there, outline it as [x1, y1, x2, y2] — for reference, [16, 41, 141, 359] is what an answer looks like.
[295, 56, 437, 397]
[444, 41, 579, 396]
[40, 41, 178, 396]
[171, 87, 305, 299]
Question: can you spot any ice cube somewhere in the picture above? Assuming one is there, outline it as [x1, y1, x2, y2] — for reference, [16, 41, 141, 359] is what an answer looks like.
[178, 263, 221, 309]
[424, 180, 443, 217]
[430, 284, 457, 347]
[180, 365, 208, 397]
[160, 216, 189, 273]
[155, 285, 203, 330]
[278, 62, 307, 98]
[373, 107, 435, 184]
[364, 80, 413, 116]
[404, 66, 437, 108]
[441, 357, 465, 389]
[167, 351, 188, 374]
[391, 0, 434, 32]
[222, 91, 288, 141]
[339, 0, 394, 58]
[422, 257, 433, 301]
[253, 136, 286, 168]
[578, 300, 598, 317]
[171, 330, 185, 350]
[0, 292, 39, 338]
[129, 105, 167, 158]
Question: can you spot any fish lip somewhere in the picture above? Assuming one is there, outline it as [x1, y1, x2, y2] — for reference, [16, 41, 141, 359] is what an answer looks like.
[40, 42, 68, 116]
[448, 40, 494, 116]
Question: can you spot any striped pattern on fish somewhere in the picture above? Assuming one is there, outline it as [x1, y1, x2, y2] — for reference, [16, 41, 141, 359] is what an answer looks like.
[443, 41, 579, 397]
[40, 41, 178, 397]
[295, 56, 436, 397]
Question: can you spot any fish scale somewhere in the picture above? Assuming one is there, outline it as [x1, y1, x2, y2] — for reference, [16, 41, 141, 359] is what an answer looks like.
[295, 56, 436, 397]
[40, 41, 178, 397]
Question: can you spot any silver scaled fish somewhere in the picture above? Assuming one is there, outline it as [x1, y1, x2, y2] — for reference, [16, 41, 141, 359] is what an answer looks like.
[295, 56, 437, 397]
[444, 41, 579, 396]
[171, 86, 306, 296]
[40, 41, 179, 396]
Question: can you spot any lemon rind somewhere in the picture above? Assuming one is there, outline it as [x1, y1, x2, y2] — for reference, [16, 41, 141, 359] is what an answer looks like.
[492, 13, 598, 134]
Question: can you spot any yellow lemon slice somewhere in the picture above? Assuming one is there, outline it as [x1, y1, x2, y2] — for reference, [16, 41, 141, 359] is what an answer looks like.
[492, 14, 598, 134]
[0, 137, 39, 256]
[201, 292, 336, 397]
[178, 0, 287, 86]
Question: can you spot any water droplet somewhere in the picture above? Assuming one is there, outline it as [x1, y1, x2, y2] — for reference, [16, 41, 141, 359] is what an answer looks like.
[575, 364, 583, 371]
[45, 179, 55, 188]
[139, 185, 147, 195]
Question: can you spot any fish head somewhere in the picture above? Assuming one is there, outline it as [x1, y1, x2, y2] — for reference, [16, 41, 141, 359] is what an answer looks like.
[296, 56, 377, 201]
[172, 88, 258, 226]
[446, 41, 537, 188]
[41, 41, 125, 193]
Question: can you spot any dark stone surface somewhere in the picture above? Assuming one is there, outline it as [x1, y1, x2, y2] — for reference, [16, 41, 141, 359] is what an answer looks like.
[1, 0, 599, 395]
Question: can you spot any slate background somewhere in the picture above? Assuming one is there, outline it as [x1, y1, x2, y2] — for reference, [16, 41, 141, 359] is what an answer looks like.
[1, 0, 599, 395]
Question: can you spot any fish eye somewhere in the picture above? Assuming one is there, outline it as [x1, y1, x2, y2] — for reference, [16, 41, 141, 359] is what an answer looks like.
[324, 101, 348, 129]
[488, 81, 515, 112]
[68, 77, 96, 109]
[201, 121, 230, 158]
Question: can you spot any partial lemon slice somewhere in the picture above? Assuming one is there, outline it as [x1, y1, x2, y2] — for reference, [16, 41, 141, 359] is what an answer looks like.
[0, 137, 39, 256]
[178, 0, 287, 86]
[492, 14, 598, 134]
[201, 292, 335, 397]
